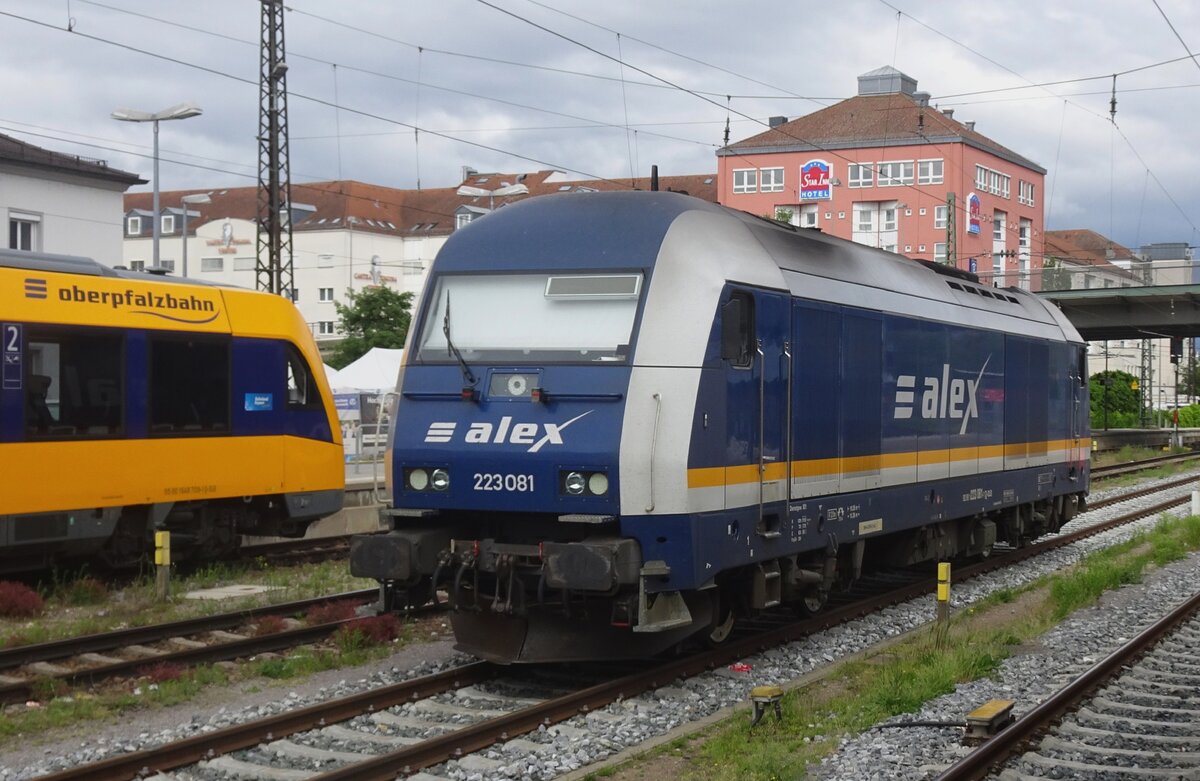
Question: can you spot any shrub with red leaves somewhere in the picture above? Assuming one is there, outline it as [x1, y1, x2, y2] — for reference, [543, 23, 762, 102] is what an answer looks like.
[334, 614, 402, 651]
[138, 661, 185, 683]
[0, 581, 45, 618]
[305, 600, 358, 625]
[253, 614, 287, 636]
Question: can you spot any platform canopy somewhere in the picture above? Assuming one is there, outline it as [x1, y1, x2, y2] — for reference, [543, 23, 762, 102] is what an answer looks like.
[1039, 285, 1200, 341]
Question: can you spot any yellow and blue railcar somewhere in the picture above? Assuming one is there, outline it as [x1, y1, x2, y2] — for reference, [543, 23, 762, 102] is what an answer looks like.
[0, 251, 344, 572]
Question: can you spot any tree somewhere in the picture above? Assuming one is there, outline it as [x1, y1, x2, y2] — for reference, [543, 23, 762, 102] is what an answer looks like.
[1089, 369, 1141, 428]
[328, 286, 414, 369]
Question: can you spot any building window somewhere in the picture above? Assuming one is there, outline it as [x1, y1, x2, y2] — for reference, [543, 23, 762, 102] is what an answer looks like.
[200, 257, 223, 272]
[933, 242, 947, 262]
[876, 161, 913, 186]
[848, 164, 873, 188]
[854, 204, 875, 233]
[129, 260, 145, 272]
[159, 259, 176, 273]
[975, 165, 988, 190]
[760, 167, 784, 193]
[934, 205, 948, 230]
[993, 211, 1006, 242]
[9, 217, 36, 251]
[318, 321, 336, 335]
[319, 287, 335, 302]
[455, 213, 474, 229]
[881, 206, 897, 232]
[401, 261, 424, 275]
[234, 257, 255, 271]
[126, 216, 142, 235]
[317, 254, 335, 268]
[1019, 180, 1036, 206]
[161, 215, 175, 234]
[732, 169, 757, 194]
[917, 159, 943, 185]
[799, 204, 818, 228]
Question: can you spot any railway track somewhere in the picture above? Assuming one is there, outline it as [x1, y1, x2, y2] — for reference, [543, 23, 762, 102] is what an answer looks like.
[28, 484, 1197, 781]
[935, 589, 1200, 781]
[0, 589, 378, 705]
[1090, 450, 1200, 479]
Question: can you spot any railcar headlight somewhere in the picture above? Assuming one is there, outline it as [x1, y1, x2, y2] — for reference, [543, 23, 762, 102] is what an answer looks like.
[407, 468, 429, 491]
[588, 472, 609, 496]
[564, 471, 586, 495]
[431, 468, 450, 491]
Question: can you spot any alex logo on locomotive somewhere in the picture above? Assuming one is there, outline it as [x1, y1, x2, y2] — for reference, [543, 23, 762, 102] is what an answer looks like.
[893, 357, 990, 434]
[423, 410, 593, 453]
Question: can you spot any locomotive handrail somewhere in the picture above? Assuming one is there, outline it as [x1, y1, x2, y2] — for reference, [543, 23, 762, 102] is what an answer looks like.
[372, 391, 398, 506]
[783, 340, 793, 501]
[645, 392, 661, 512]
[757, 339, 765, 528]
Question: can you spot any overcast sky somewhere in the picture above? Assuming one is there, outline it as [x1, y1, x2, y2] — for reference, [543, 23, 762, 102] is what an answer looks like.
[2, 0, 1199, 251]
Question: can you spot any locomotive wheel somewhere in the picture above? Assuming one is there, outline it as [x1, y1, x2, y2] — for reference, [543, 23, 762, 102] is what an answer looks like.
[796, 587, 828, 617]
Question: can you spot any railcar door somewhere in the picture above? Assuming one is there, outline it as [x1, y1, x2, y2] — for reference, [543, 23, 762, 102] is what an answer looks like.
[720, 286, 790, 536]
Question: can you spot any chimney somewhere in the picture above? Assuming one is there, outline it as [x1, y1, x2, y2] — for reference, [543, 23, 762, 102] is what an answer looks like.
[965, 120, 975, 131]
[913, 91, 931, 107]
[941, 108, 954, 120]
[768, 116, 788, 128]
[461, 166, 477, 182]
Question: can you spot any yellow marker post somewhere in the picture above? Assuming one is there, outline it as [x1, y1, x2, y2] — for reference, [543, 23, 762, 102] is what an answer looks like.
[155, 531, 171, 601]
[936, 562, 951, 642]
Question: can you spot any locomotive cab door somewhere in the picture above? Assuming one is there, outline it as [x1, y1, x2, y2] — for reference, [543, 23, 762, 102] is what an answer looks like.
[720, 287, 790, 537]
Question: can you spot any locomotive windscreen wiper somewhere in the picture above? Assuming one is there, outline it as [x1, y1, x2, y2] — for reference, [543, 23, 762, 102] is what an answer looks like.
[443, 291, 477, 386]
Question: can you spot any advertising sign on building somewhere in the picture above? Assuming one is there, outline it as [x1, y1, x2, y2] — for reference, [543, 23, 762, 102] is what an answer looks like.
[967, 193, 982, 235]
[800, 159, 833, 201]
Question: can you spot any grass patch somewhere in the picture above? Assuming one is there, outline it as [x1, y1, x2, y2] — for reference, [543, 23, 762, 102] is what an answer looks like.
[610, 513, 1200, 781]
[0, 559, 375, 650]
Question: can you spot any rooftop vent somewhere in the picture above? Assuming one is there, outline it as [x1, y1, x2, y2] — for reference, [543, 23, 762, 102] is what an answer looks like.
[857, 66, 917, 97]
[942, 108, 955, 120]
[965, 120, 975, 131]
[913, 91, 931, 107]
[768, 116, 788, 128]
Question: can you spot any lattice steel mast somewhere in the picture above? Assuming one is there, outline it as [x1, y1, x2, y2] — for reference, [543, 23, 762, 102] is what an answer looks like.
[256, 0, 293, 295]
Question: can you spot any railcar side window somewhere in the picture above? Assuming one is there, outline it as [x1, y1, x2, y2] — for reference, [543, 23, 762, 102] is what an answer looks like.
[720, 292, 755, 368]
[25, 328, 124, 439]
[148, 335, 230, 434]
[286, 346, 321, 409]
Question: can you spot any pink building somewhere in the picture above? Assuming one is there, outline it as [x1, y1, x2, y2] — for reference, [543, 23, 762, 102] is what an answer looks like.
[719, 67, 1046, 290]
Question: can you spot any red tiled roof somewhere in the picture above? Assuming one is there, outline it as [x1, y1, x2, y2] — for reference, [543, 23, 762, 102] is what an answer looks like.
[1044, 229, 1135, 273]
[723, 92, 1045, 174]
[124, 171, 718, 237]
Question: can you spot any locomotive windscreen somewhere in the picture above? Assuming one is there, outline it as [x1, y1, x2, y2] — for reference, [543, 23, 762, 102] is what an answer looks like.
[416, 272, 642, 363]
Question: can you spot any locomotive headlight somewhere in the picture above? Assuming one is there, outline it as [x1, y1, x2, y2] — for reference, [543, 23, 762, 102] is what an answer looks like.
[407, 468, 429, 491]
[564, 471, 586, 495]
[587, 472, 609, 496]
[431, 468, 451, 491]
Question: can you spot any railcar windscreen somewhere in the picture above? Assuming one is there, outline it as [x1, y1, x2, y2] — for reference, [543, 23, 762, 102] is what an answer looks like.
[416, 272, 642, 363]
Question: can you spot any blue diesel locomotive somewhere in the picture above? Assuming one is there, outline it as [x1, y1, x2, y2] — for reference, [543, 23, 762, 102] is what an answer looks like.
[351, 191, 1089, 662]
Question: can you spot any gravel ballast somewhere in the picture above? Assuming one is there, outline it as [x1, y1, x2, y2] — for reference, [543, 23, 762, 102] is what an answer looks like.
[5, 469, 1199, 781]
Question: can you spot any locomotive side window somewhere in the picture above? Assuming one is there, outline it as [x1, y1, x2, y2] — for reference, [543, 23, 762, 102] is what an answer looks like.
[720, 292, 755, 368]
[286, 345, 321, 409]
[148, 335, 230, 434]
[25, 327, 124, 439]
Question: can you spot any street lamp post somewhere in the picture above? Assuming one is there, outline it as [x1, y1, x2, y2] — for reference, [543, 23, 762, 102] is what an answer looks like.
[111, 103, 202, 269]
[179, 193, 211, 278]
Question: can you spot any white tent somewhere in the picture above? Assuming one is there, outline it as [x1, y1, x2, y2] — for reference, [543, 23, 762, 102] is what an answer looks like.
[323, 363, 343, 388]
[331, 347, 404, 392]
